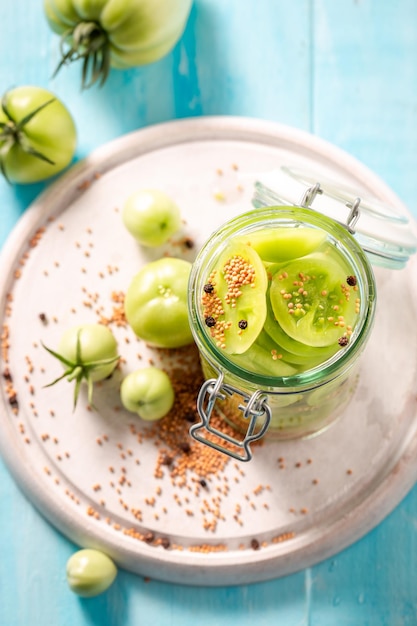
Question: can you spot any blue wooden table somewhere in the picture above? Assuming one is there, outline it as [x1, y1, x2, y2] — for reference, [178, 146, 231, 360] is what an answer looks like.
[1, 2, 417, 624]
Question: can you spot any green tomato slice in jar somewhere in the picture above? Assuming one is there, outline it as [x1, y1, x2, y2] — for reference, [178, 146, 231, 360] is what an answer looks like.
[202, 241, 268, 355]
[264, 293, 337, 361]
[236, 226, 327, 263]
[270, 253, 359, 348]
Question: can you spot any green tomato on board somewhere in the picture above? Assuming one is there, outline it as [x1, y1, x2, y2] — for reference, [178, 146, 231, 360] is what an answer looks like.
[125, 257, 194, 348]
[0, 86, 76, 184]
[122, 189, 181, 247]
[44, 0, 193, 88]
[43, 323, 119, 408]
[66, 549, 117, 597]
[120, 367, 175, 421]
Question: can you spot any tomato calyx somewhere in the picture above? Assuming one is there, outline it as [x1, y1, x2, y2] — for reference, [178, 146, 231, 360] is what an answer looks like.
[42, 331, 120, 409]
[55, 22, 111, 89]
[0, 93, 56, 183]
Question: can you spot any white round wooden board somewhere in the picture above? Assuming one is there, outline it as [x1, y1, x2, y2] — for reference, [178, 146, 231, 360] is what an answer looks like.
[1, 117, 417, 586]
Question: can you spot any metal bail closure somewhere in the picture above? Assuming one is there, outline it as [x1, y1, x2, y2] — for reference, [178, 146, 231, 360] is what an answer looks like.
[189, 373, 272, 462]
[300, 182, 323, 208]
[300, 180, 362, 234]
[252, 164, 417, 269]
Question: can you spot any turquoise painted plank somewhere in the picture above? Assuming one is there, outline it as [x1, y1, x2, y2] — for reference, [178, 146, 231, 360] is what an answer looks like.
[311, 490, 417, 626]
[312, 0, 417, 211]
[186, 0, 312, 126]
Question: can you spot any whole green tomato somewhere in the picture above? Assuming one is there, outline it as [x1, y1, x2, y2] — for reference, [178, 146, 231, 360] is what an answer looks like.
[44, 0, 193, 88]
[0, 86, 76, 184]
[66, 549, 117, 597]
[43, 323, 119, 408]
[120, 367, 175, 420]
[125, 257, 193, 348]
[122, 189, 181, 247]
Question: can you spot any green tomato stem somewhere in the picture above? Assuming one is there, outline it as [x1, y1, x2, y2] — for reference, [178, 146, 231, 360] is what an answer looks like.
[0, 95, 57, 183]
[67, 366, 83, 382]
[55, 21, 111, 89]
[42, 341, 119, 410]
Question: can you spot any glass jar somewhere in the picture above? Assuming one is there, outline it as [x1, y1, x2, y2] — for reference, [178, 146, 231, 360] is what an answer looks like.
[188, 202, 376, 461]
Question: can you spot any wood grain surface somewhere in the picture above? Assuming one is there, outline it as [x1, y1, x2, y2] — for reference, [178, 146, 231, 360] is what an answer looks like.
[1, 1, 417, 624]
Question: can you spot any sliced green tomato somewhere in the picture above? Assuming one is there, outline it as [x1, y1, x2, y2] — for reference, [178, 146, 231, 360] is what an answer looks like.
[255, 330, 328, 369]
[264, 295, 337, 360]
[228, 342, 297, 378]
[206, 241, 268, 354]
[236, 227, 326, 263]
[270, 253, 359, 348]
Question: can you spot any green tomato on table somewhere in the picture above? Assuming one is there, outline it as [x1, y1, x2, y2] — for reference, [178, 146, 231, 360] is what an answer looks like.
[125, 257, 194, 348]
[44, 0, 193, 88]
[122, 189, 181, 247]
[66, 549, 117, 597]
[120, 367, 175, 421]
[0, 86, 76, 184]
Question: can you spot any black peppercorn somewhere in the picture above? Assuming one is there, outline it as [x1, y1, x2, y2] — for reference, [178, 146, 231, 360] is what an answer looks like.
[160, 537, 171, 549]
[183, 237, 194, 249]
[205, 316, 216, 327]
[338, 336, 349, 347]
[251, 538, 260, 550]
[346, 275, 357, 287]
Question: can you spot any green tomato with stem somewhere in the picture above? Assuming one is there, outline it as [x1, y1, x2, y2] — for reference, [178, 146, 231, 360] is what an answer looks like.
[120, 367, 175, 420]
[0, 86, 76, 184]
[44, 0, 193, 88]
[43, 323, 119, 408]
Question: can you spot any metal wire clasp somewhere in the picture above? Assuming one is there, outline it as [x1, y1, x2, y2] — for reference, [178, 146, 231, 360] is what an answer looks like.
[300, 182, 323, 208]
[189, 373, 271, 462]
[300, 182, 362, 233]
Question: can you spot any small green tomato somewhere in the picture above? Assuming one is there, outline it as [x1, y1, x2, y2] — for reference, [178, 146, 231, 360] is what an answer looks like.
[43, 323, 119, 408]
[125, 257, 193, 348]
[66, 549, 117, 598]
[120, 367, 175, 421]
[122, 189, 181, 247]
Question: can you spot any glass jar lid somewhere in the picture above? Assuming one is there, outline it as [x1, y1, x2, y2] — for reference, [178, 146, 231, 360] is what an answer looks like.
[252, 165, 417, 270]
